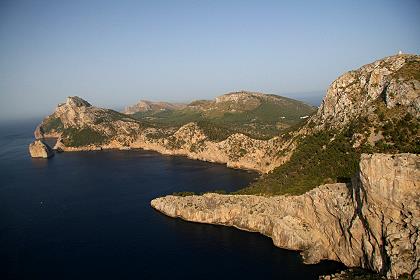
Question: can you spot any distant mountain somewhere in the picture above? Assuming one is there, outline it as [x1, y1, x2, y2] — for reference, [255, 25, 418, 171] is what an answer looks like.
[33, 54, 419, 177]
[129, 91, 316, 139]
[282, 91, 325, 106]
[241, 54, 419, 195]
[34, 91, 316, 172]
[123, 100, 187, 114]
[150, 54, 420, 279]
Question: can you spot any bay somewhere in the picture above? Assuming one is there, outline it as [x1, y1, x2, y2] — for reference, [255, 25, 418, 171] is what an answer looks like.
[0, 120, 343, 279]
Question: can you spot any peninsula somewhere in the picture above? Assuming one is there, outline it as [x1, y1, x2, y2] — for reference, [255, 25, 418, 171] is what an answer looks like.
[31, 54, 420, 278]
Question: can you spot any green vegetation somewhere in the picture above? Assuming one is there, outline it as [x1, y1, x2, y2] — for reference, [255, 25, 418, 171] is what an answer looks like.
[172, 192, 196, 197]
[131, 95, 315, 140]
[237, 103, 419, 195]
[43, 117, 64, 133]
[94, 109, 137, 124]
[378, 113, 420, 153]
[172, 189, 227, 196]
[132, 109, 204, 127]
[165, 137, 186, 149]
[392, 58, 420, 81]
[62, 127, 108, 147]
[195, 121, 234, 141]
[237, 129, 359, 195]
[372, 102, 419, 154]
[326, 268, 389, 280]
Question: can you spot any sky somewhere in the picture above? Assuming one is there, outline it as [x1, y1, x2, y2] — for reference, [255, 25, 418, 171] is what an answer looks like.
[0, 0, 419, 120]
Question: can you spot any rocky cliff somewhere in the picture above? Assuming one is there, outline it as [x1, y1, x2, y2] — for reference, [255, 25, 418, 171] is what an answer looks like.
[237, 54, 419, 195]
[34, 94, 299, 173]
[151, 153, 420, 279]
[312, 54, 419, 130]
[29, 140, 54, 158]
[33, 54, 419, 176]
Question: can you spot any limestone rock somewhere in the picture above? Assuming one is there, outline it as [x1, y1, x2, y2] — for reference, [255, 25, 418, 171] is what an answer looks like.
[151, 153, 420, 279]
[29, 140, 54, 158]
[34, 124, 44, 139]
[35, 95, 293, 172]
[312, 54, 420, 129]
[32, 55, 419, 173]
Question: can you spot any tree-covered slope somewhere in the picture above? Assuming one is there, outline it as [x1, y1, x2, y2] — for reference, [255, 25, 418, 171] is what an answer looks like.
[129, 91, 316, 139]
[238, 54, 420, 195]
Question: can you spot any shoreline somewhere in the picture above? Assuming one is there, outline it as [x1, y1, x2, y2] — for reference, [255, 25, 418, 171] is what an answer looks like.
[49, 139, 269, 174]
[150, 154, 420, 279]
[49, 142, 261, 175]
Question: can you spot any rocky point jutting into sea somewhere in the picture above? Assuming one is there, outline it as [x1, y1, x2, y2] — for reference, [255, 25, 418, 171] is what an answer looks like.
[32, 54, 419, 173]
[31, 54, 420, 278]
[152, 153, 420, 279]
[33, 92, 316, 172]
[149, 54, 420, 279]
[28, 139, 54, 158]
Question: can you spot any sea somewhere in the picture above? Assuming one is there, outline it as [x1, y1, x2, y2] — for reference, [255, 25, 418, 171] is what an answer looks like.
[0, 119, 344, 279]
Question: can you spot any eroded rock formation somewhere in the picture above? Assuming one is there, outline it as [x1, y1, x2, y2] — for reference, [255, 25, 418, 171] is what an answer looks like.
[34, 55, 419, 173]
[151, 154, 420, 279]
[29, 140, 54, 158]
[312, 54, 420, 129]
[34, 95, 295, 173]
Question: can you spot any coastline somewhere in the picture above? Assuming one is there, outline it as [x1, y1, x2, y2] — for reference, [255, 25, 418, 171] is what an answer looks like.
[46, 131, 294, 173]
[151, 154, 420, 279]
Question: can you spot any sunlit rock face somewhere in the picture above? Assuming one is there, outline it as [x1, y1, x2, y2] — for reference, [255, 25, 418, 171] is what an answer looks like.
[29, 140, 54, 158]
[33, 95, 294, 173]
[313, 54, 420, 129]
[152, 153, 420, 279]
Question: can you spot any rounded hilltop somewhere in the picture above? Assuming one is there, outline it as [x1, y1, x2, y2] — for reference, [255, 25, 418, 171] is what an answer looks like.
[30, 54, 419, 176]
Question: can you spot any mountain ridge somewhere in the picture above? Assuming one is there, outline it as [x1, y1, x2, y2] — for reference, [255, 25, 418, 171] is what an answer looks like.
[33, 54, 419, 178]
[30, 54, 420, 279]
[34, 93, 306, 173]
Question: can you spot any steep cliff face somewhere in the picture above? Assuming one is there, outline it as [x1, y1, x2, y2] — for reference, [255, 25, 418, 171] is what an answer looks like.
[35, 96, 292, 172]
[312, 54, 419, 129]
[151, 154, 420, 279]
[33, 90, 316, 172]
[239, 54, 419, 195]
[33, 55, 419, 177]
[29, 140, 54, 158]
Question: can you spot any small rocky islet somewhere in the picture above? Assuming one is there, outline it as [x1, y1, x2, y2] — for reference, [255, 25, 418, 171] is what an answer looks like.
[31, 54, 420, 279]
[28, 139, 54, 158]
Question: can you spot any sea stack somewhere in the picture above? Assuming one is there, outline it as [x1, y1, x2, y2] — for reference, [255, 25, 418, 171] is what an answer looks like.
[29, 140, 54, 158]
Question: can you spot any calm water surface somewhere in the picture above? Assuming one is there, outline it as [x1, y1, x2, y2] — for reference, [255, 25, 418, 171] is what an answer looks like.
[0, 120, 344, 279]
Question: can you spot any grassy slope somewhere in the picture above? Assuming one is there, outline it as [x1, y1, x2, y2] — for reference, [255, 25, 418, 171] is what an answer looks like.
[236, 57, 420, 195]
[131, 95, 315, 140]
[237, 104, 419, 196]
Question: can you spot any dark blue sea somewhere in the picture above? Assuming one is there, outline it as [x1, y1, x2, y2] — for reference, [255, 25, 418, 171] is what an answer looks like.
[0, 120, 344, 279]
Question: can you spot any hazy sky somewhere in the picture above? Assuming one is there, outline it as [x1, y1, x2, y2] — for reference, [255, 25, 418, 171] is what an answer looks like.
[1, 0, 419, 120]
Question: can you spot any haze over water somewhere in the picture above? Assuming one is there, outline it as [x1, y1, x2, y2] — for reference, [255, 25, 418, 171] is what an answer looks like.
[0, 120, 344, 279]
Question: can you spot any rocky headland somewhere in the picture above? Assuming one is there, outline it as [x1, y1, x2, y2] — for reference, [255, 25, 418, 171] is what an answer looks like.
[33, 92, 311, 172]
[32, 54, 419, 175]
[31, 54, 420, 278]
[152, 153, 420, 279]
[29, 139, 54, 158]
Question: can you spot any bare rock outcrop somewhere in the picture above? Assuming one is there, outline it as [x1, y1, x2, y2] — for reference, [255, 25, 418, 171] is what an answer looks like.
[29, 140, 54, 158]
[35, 96, 293, 172]
[312, 54, 420, 129]
[151, 153, 420, 279]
